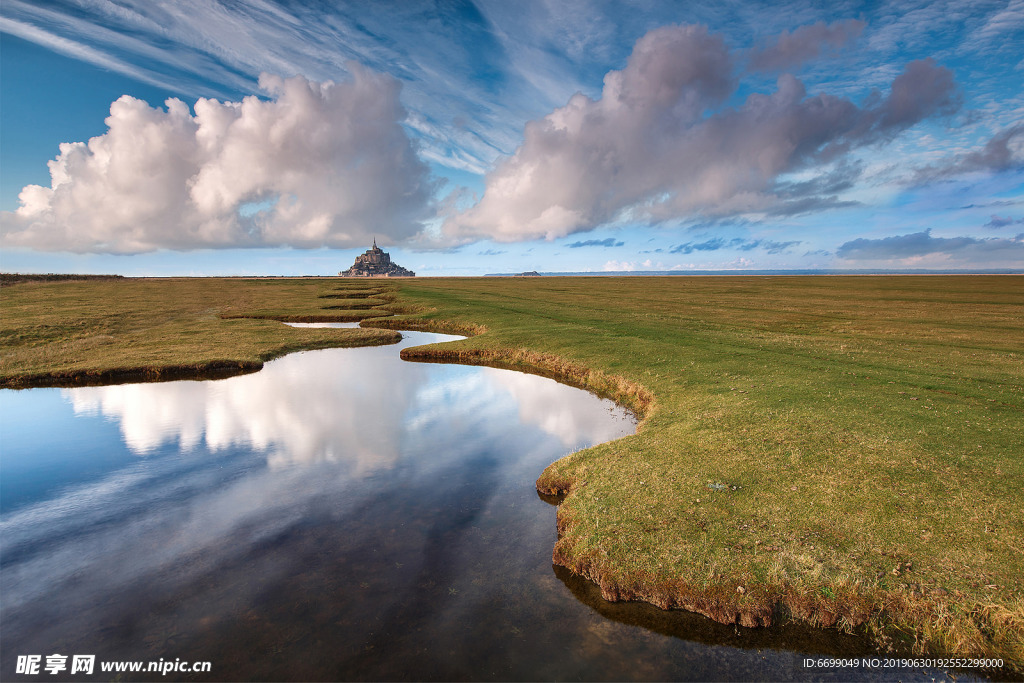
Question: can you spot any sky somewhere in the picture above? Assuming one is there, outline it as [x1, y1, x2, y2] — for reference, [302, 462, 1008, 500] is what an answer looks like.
[1, 0, 1022, 276]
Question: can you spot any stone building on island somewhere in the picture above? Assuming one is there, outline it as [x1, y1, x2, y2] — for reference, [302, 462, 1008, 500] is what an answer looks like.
[340, 239, 415, 277]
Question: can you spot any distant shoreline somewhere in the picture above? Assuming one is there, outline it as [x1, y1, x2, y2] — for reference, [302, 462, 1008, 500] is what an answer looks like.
[486, 269, 1024, 276]
[4, 270, 1022, 281]
[0, 273, 125, 286]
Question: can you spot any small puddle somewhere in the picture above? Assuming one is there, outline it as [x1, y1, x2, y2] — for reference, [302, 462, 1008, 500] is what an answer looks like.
[283, 321, 363, 329]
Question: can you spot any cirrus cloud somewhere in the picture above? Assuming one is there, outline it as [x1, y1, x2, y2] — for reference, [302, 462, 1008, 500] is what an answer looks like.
[1, 65, 436, 253]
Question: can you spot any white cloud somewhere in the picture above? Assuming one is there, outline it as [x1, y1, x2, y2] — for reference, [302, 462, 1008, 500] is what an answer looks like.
[443, 24, 959, 244]
[602, 259, 637, 271]
[63, 342, 415, 470]
[1, 67, 435, 253]
[5, 0, 1013, 194]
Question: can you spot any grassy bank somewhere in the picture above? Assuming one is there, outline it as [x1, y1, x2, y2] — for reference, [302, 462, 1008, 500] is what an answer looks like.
[0, 278, 400, 387]
[378, 275, 1023, 669]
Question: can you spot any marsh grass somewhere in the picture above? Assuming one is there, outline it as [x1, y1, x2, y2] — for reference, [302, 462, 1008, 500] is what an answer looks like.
[387, 275, 1023, 668]
[0, 277, 400, 387]
[2, 274, 1021, 668]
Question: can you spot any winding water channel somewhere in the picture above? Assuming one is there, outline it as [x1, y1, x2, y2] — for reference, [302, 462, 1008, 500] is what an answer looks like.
[1, 328, 967, 681]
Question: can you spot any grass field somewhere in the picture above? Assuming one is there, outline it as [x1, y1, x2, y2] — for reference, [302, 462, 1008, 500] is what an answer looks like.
[1, 274, 1021, 667]
[0, 278, 400, 386]
[376, 275, 1023, 667]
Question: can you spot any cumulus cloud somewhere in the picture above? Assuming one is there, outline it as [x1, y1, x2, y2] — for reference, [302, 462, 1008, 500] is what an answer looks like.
[836, 229, 1024, 262]
[748, 19, 866, 72]
[444, 24, 959, 244]
[1, 66, 436, 253]
[871, 58, 959, 130]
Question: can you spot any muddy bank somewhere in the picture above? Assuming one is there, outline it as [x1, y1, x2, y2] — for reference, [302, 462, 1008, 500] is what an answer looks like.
[551, 563, 881, 657]
[1, 328, 402, 389]
[537, 478, 1021, 676]
[541, 496, 871, 631]
[221, 311, 394, 323]
[0, 359, 263, 389]
[317, 291, 385, 299]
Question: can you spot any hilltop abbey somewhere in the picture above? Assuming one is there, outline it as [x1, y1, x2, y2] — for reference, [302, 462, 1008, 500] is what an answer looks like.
[339, 240, 415, 277]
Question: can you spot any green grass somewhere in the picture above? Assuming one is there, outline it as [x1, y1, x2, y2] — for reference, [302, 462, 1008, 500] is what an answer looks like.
[1, 274, 1021, 667]
[0, 277, 400, 386]
[378, 275, 1023, 667]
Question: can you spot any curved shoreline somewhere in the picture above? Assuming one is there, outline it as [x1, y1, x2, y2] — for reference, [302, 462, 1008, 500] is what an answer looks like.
[398, 344, 654, 418]
[376, 319, 851, 634]
[365, 313, 1022, 675]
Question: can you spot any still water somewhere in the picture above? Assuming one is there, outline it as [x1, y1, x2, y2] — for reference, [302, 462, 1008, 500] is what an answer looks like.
[1, 330, 960, 681]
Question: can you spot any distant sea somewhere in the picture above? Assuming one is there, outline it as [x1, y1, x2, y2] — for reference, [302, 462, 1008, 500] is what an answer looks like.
[486, 269, 1024, 276]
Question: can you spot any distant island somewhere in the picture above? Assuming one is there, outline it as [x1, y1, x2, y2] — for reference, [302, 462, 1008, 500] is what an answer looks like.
[340, 240, 415, 277]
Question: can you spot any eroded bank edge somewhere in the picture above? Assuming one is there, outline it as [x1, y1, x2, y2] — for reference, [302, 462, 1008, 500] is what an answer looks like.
[0, 330, 403, 389]
[0, 325, 401, 390]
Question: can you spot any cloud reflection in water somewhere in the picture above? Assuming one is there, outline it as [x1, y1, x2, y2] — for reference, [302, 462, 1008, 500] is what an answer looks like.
[1, 332, 636, 663]
[62, 333, 633, 472]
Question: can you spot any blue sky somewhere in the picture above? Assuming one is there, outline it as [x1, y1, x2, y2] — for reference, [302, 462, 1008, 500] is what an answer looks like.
[1, 0, 1022, 276]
